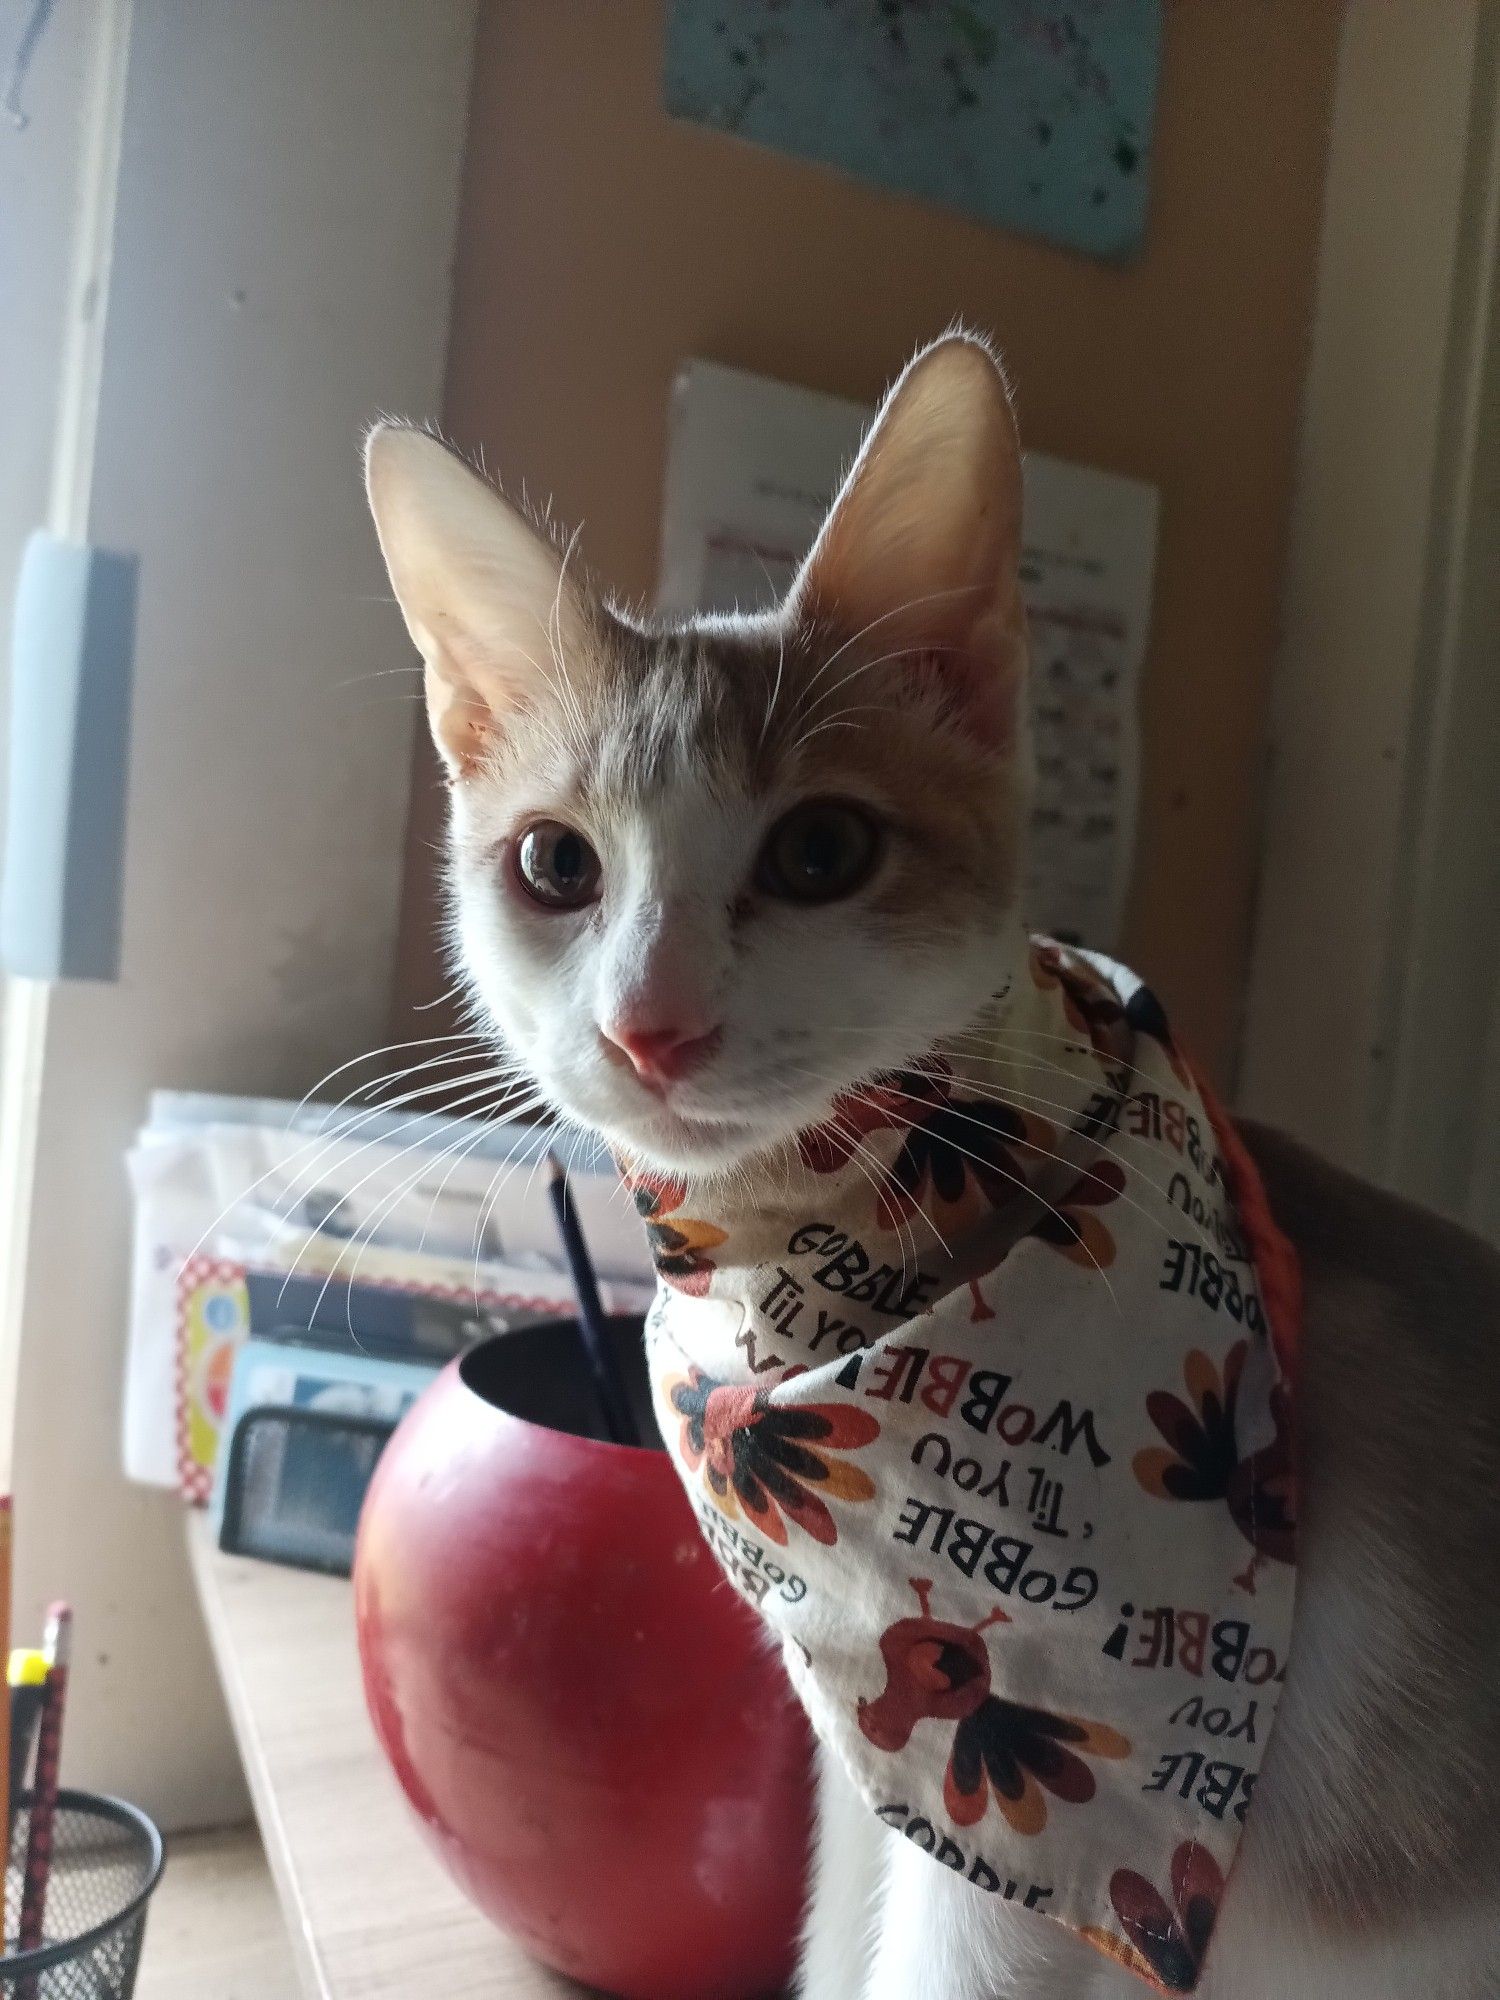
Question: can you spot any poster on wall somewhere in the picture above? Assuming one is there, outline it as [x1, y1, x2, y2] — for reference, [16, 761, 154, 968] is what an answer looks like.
[658, 359, 1159, 950]
[662, 0, 1163, 261]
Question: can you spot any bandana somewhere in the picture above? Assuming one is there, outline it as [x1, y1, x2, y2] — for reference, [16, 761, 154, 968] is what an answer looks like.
[636, 941, 1299, 1993]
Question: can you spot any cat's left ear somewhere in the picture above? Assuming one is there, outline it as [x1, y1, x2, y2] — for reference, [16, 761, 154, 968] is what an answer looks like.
[365, 424, 592, 779]
[791, 333, 1025, 750]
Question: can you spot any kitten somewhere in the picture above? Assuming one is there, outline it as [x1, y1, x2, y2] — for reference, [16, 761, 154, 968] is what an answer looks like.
[366, 335, 1500, 1999]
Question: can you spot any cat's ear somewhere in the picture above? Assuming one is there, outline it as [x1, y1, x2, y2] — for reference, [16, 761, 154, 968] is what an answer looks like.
[364, 424, 590, 778]
[791, 334, 1025, 749]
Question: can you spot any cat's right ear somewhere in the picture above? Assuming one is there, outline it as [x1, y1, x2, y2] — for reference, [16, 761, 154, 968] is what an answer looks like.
[364, 425, 588, 778]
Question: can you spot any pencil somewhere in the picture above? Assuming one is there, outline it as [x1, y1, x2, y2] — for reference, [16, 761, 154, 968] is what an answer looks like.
[546, 1153, 638, 1446]
[17, 1601, 69, 1978]
[6, 1652, 46, 1854]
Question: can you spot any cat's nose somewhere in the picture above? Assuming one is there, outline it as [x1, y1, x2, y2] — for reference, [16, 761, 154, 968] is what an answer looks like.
[601, 1019, 721, 1086]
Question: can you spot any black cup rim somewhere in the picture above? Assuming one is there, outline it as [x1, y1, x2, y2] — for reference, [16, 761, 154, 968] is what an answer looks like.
[457, 1315, 665, 1458]
[0, 1790, 164, 1973]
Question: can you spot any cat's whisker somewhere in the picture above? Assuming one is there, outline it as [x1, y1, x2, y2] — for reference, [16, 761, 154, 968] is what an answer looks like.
[274, 1067, 530, 1260]
[174, 1039, 501, 1280]
[412, 1096, 548, 1268]
[758, 612, 788, 753]
[812, 1050, 1128, 1196]
[295, 1093, 515, 1316]
[963, 1020, 1184, 1100]
[820, 1113, 928, 1278]
[832, 1077, 1124, 1312]
[947, 1037, 1116, 1089]
[313, 1047, 499, 1114]
[885, 1034, 1242, 1245]
[326, 664, 429, 693]
[324, 1088, 541, 1345]
[269, 1055, 532, 1224]
[786, 1061, 1121, 1302]
[474, 1111, 571, 1310]
[795, 583, 982, 709]
[825, 1117, 920, 1292]
[317, 1043, 509, 1124]
[545, 522, 591, 742]
[790, 705, 887, 753]
[495, 643, 581, 766]
[562, 1117, 593, 1211]
[797, 639, 965, 734]
[464, 1124, 554, 1285]
[816, 1062, 1225, 1272]
[272, 1070, 529, 1310]
[794, 658, 889, 733]
[937, 1066, 1189, 1188]
[330, 1094, 546, 1343]
[600, 1150, 636, 1215]
[779, 1070, 953, 1277]
[832, 1139, 913, 1297]
[481, 631, 584, 768]
[411, 977, 470, 1014]
[814, 1017, 1183, 1106]
[842, 1121, 948, 1273]
[933, 1070, 1222, 1247]
[289, 1031, 487, 1137]
[805, 1034, 1147, 1137]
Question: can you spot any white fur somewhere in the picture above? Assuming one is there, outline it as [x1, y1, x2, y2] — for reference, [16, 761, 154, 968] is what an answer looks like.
[447, 726, 1027, 1178]
[801, 1739, 883, 2000]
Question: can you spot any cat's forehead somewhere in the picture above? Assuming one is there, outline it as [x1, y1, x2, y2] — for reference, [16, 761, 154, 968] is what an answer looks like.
[580, 613, 806, 807]
[471, 602, 1006, 876]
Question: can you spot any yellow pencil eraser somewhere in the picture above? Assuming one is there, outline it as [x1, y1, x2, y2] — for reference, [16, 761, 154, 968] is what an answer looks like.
[8, 1649, 47, 1687]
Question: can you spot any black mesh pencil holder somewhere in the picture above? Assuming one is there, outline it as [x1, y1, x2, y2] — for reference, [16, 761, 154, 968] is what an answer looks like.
[0, 1791, 163, 1998]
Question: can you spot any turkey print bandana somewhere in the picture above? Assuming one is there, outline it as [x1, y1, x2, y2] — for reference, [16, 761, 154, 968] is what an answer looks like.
[637, 941, 1299, 1993]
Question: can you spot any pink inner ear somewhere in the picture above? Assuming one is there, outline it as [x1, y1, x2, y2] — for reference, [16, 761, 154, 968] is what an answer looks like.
[901, 636, 1022, 756]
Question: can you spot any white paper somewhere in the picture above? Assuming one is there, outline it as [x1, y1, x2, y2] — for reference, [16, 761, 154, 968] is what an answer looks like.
[657, 359, 1158, 948]
[125, 1095, 654, 1489]
[659, 360, 869, 616]
[1019, 454, 1158, 948]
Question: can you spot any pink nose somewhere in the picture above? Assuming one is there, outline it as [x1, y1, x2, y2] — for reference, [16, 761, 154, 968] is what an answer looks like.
[603, 1021, 721, 1086]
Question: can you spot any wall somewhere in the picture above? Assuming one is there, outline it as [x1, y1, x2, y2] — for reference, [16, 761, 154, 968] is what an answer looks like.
[0, 0, 95, 808]
[5, 0, 474, 1826]
[393, 0, 1344, 1089]
[1240, 3, 1500, 1206]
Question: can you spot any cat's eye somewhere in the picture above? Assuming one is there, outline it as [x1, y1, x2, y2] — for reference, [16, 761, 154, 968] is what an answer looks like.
[756, 799, 882, 905]
[512, 819, 602, 910]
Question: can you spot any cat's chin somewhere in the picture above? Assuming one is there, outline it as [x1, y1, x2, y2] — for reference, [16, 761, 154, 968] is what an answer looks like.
[590, 1098, 797, 1179]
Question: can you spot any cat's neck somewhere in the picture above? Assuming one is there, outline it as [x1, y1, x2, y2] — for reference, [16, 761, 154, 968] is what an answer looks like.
[627, 938, 1134, 1325]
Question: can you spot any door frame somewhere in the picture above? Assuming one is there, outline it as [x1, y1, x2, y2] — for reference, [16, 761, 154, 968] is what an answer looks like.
[1239, 0, 1500, 1230]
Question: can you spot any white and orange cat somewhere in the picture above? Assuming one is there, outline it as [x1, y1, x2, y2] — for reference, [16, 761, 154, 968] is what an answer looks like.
[365, 336, 1500, 1998]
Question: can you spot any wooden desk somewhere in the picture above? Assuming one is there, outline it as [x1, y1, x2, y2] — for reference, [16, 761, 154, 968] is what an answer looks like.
[187, 1514, 592, 1999]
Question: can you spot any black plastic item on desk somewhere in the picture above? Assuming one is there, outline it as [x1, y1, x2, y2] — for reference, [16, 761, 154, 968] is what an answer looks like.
[219, 1404, 396, 1577]
[243, 1270, 532, 1366]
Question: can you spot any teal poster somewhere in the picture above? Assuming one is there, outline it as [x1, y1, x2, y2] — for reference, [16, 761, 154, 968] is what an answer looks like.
[664, 1, 1162, 261]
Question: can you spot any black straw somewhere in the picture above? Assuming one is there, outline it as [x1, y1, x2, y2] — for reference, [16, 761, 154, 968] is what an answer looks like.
[546, 1153, 638, 1446]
